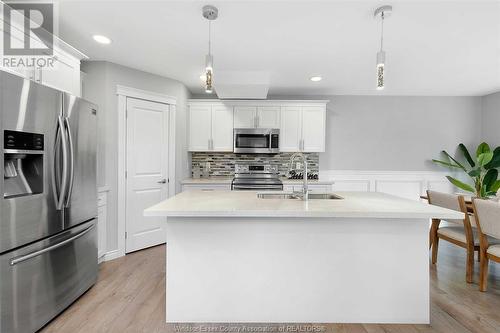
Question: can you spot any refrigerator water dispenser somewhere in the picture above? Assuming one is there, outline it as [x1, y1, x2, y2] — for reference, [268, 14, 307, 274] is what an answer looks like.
[3, 130, 44, 198]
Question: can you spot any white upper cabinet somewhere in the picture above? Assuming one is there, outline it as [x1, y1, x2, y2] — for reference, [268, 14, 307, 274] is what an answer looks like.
[280, 106, 302, 152]
[40, 51, 82, 96]
[189, 100, 327, 153]
[281, 105, 326, 152]
[189, 104, 234, 152]
[212, 106, 234, 151]
[0, 14, 86, 96]
[302, 106, 326, 152]
[257, 106, 280, 128]
[189, 105, 212, 151]
[234, 106, 280, 128]
[234, 106, 257, 128]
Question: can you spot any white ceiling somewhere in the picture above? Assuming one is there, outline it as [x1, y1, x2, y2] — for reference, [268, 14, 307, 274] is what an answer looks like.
[58, 0, 500, 96]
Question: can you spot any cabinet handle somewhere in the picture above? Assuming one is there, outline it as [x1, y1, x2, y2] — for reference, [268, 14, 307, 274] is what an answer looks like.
[256, 115, 259, 128]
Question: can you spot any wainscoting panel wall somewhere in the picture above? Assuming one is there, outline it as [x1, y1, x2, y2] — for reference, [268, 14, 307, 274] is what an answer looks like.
[320, 170, 455, 201]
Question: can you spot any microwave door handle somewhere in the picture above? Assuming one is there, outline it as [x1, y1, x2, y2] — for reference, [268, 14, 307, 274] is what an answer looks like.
[269, 132, 272, 152]
[64, 117, 75, 207]
[56, 115, 69, 210]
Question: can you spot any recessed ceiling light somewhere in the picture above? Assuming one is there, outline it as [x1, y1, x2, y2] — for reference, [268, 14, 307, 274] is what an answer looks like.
[310, 76, 322, 82]
[92, 35, 111, 44]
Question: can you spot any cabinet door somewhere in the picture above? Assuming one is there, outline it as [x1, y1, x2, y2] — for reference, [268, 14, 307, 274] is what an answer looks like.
[234, 106, 256, 128]
[189, 106, 212, 151]
[212, 106, 234, 151]
[280, 106, 302, 152]
[257, 106, 280, 128]
[41, 57, 81, 96]
[302, 106, 326, 152]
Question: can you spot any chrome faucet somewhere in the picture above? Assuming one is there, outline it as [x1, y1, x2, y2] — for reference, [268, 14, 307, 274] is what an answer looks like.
[288, 152, 309, 201]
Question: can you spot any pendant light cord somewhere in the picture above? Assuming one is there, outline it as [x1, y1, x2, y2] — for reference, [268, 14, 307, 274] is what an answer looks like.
[380, 12, 384, 51]
[208, 20, 212, 56]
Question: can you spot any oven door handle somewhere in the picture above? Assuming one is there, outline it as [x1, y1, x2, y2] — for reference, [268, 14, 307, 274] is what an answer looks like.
[232, 184, 283, 190]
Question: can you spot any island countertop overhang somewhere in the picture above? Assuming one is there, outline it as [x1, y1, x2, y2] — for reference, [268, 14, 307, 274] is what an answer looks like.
[144, 191, 465, 220]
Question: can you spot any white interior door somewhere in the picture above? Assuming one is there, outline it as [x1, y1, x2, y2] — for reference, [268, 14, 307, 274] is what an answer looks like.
[126, 97, 169, 253]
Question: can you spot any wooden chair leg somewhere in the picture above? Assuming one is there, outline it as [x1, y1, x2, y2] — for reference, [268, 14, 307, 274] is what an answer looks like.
[429, 230, 433, 250]
[466, 245, 474, 283]
[431, 236, 439, 264]
[479, 251, 489, 292]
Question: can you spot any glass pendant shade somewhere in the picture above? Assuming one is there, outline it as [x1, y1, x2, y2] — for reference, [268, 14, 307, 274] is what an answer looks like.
[376, 50, 385, 90]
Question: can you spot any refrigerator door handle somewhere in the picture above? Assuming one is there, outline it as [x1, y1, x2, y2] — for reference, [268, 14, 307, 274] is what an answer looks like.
[51, 121, 61, 209]
[56, 115, 69, 210]
[9, 224, 94, 266]
[64, 117, 75, 207]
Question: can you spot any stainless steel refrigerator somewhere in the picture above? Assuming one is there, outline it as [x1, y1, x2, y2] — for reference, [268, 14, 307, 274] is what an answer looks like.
[0, 71, 98, 333]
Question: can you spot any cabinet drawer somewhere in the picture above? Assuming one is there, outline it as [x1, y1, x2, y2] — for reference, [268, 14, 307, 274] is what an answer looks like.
[0, 221, 97, 333]
[182, 184, 231, 192]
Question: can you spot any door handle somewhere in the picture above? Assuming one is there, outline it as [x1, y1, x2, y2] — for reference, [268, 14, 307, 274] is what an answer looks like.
[10, 224, 94, 266]
[56, 115, 69, 210]
[158, 179, 167, 184]
[64, 117, 75, 207]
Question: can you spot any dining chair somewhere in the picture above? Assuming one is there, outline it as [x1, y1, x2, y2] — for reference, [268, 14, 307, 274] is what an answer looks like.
[427, 190, 477, 283]
[472, 198, 500, 292]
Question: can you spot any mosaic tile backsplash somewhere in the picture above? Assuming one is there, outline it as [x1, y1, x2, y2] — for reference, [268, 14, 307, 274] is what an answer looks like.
[191, 152, 319, 178]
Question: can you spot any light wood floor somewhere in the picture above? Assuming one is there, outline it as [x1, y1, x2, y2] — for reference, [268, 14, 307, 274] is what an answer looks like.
[41, 242, 500, 333]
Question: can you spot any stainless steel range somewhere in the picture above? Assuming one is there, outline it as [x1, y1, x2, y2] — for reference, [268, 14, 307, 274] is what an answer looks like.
[231, 164, 283, 191]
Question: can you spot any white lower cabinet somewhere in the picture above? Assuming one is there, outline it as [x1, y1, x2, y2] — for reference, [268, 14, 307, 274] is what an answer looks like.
[181, 183, 332, 193]
[97, 190, 108, 262]
[284, 184, 332, 192]
[182, 184, 231, 191]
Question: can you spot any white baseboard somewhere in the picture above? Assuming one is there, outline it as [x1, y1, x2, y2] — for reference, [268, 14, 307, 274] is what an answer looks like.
[320, 170, 454, 200]
[101, 249, 124, 262]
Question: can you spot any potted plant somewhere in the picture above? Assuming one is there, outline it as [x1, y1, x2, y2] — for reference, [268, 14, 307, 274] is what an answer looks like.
[432, 142, 500, 198]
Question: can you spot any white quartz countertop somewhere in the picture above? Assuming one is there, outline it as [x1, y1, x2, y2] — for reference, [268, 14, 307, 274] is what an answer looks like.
[181, 177, 334, 185]
[144, 190, 464, 219]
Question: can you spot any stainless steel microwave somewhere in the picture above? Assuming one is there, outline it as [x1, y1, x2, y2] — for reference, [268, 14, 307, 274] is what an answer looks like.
[233, 128, 280, 154]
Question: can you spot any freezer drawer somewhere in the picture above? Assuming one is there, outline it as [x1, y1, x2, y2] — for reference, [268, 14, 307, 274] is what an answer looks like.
[0, 219, 97, 333]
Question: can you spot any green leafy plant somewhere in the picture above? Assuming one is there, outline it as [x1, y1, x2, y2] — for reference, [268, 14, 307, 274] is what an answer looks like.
[432, 142, 500, 198]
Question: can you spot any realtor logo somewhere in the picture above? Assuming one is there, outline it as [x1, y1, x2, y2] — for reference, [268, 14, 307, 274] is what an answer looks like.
[3, 2, 54, 56]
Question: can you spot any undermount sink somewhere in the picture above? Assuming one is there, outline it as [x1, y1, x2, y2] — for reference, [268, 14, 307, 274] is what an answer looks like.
[257, 192, 343, 200]
[307, 193, 343, 200]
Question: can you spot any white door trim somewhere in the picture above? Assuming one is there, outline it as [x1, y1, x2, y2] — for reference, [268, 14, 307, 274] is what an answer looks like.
[117, 85, 176, 259]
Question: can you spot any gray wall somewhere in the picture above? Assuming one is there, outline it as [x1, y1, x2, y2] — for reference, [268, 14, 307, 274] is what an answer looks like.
[482, 91, 500, 147]
[81, 61, 190, 252]
[316, 96, 483, 172]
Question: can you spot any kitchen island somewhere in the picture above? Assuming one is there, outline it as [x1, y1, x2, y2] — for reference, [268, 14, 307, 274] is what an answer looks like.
[144, 191, 464, 324]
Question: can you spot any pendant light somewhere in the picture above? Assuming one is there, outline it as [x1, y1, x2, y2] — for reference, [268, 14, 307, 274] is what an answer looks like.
[202, 5, 218, 93]
[374, 5, 392, 90]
